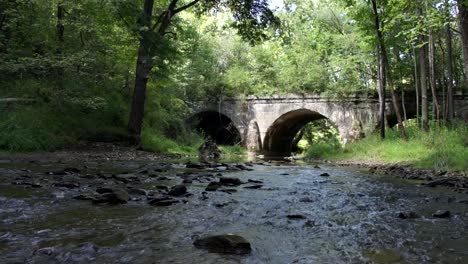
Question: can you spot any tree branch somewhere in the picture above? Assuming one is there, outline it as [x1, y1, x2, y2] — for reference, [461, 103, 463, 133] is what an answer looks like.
[174, 0, 201, 14]
[450, 25, 461, 35]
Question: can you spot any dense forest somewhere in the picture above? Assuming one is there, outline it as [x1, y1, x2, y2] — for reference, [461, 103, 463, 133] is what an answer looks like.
[0, 0, 466, 169]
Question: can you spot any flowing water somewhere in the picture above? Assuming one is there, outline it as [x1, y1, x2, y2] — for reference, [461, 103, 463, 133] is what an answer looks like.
[0, 159, 467, 263]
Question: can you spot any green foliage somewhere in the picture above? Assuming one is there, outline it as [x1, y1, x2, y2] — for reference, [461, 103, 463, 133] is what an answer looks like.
[141, 129, 204, 154]
[304, 143, 341, 159]
[219, 144, 247, 158]
[305, 123, 468, 171]
[0, 100, 127, 151]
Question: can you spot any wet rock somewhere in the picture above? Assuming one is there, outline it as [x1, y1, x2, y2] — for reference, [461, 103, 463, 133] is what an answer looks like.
[304, 220, 316, 227]
[127, 187, 147, 196]
[168, 185, 187, 196]
[206, 182, 222, 191]
[113, 173, 139, 183]
[35, 247, 56, 256]
[299, 197, 314, 203]
[54, 182, 80, 189]
[79, 174, 96, 179]
[156, 176, 170, 181]
[243, 184, 263, 189]
[73, 194, 95, 201]
[182, 179, 193, 184]
[148, 196, 179, 206]
[398, 211, 419, 219]
[219, 188, 237, 194]
[248, 179, 263, 184]
[31, 182, 43, 188]
[424, 178, 449, 188]
[219, 177, 242, 186]
[235, 164, 253, 171]
[186, 162, 208, 169]
[63, 167, 81, 173]
[92, 188, 129, 204]
[95, 187, 115, 194]
[216, 166, 228, 171]
[156, 185, 169, 191]
[313, 165, 321, 169]
[433, 210, 451, 218]
[214, 202, 230, 208]
[48, 167, 80, 176]
[319, 173, 330, 177]
[193, 234, 251, 255]
[11, 180, 33, 186]
[280, 173, 289, 175]
[287, 214, 306, 219]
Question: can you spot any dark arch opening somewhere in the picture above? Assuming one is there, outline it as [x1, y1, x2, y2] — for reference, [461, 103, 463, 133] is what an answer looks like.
[263, 109, 337, 157]
[188, 111, 241, 145]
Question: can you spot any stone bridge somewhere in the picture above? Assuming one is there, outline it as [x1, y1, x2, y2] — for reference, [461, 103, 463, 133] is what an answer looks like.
[189, 94, 467, 156]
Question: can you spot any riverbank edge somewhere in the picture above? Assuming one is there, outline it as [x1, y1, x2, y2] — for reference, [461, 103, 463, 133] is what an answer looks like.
[309, 158, 468, 193]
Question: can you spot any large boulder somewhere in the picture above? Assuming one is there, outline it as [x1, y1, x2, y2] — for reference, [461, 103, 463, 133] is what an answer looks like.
[193, 234, 251, 255]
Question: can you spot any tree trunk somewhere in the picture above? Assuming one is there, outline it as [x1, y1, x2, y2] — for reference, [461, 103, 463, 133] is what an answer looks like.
[428, 30, 440, 122]
[446, 15, 454, 122]
[371, 0, 407, 139]
[420, 37, 429, 132]
[127, 0, 155, 146]
[413, 47, 419, 126]
[291, 127, 306, 152]
[56, 1, 64, 44]
[458, 0, 468, 86]
[401, 90, 407, 121]
[127, 0, 180, 146]
[377, 52, 386, 139]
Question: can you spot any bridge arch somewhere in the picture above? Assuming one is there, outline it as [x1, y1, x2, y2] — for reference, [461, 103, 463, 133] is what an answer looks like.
[188, 111, 241, 145]
[263, 108, 338, 156]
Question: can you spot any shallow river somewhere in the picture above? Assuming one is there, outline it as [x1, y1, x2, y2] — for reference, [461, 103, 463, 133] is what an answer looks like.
[1, 160, 467, 263]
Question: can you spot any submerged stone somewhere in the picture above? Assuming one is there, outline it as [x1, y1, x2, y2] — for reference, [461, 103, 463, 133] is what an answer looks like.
[398, 211, 419, 219]
[92, 188, 129, 204]
[193, 234, 251, 255]
[206, 182, 222, 191]
[219, 177, 242, 186]
[168, 185, 187, 196]
[433, 210, 451, 218]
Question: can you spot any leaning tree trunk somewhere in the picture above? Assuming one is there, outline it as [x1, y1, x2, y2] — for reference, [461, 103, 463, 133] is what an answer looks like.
[371, 0, 407, 139]
[420, 37, 429, 132]
[127, 0, 155, 146]
[127, 0, 183, 146]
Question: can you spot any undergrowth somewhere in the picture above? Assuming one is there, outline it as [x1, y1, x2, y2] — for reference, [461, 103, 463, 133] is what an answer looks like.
[304, 123, 468, 171]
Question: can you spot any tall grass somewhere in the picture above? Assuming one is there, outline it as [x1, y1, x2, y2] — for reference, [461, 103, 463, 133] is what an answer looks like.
[141, 129, 247, 159]
[304, 123, 468, 171]
[141, 129, 204, 154]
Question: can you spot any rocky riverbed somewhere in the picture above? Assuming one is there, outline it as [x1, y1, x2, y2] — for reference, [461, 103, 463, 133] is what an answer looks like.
[1, 147, 468, 263]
